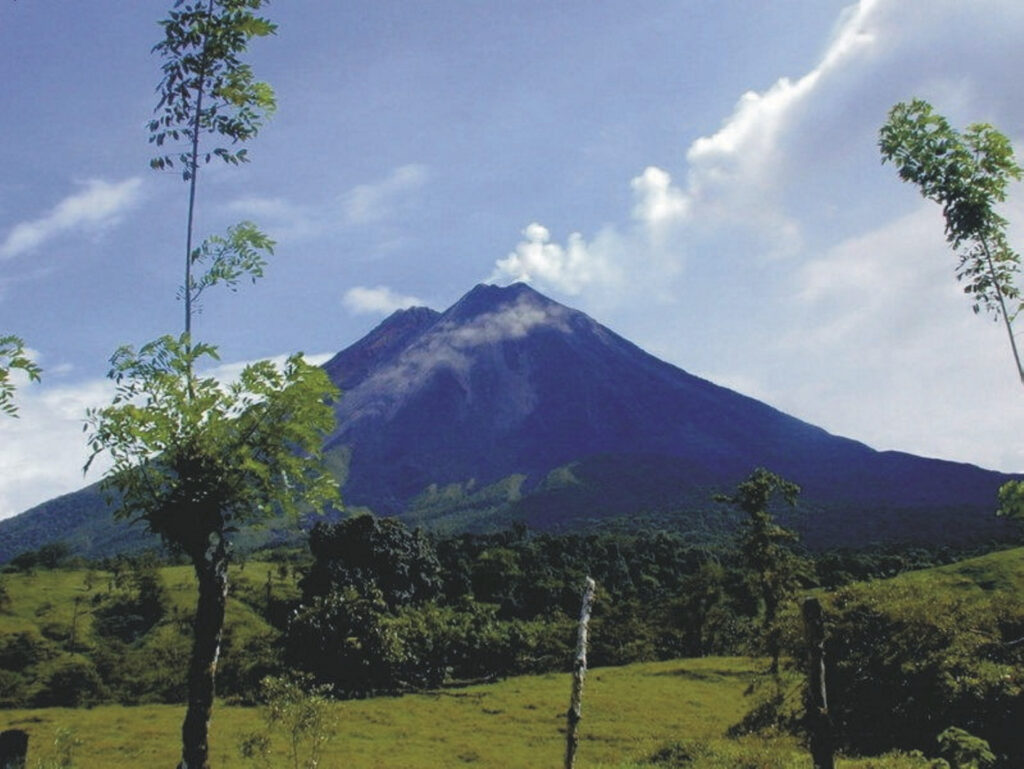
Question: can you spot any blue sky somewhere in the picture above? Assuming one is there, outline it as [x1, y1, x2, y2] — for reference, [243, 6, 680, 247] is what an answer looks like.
[1, 0, 1023, 520]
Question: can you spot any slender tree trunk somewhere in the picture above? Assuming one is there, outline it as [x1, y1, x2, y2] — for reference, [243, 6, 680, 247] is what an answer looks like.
[565, 577, 596, 769]
[979, 237, 1024, 388]
[802, 597, 834, 769]
[764, 590, 780, 676]
[183, 0, 216, 341]
[179, 534, 229, 769]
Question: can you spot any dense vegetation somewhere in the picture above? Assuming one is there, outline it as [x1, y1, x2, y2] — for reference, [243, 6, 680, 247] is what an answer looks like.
[0, 518, 1002, 697]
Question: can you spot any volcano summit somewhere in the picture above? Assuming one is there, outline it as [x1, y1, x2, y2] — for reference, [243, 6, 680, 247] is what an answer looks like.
[0, 282, 1015, 560]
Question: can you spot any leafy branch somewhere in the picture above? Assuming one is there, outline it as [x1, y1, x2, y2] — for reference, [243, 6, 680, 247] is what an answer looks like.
[0, 334, 42, 417]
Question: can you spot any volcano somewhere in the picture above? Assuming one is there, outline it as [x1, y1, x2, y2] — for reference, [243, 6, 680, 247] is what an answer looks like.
[0, 282, 1016, 560]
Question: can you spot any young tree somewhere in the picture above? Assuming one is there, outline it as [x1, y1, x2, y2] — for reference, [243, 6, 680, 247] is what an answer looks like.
[87, 4, 339, 768]
[0, 335, 41, 417]
[717, 467, 808, 674]
[879, 99, 1024, 387]
[880, 101, 1024, 520]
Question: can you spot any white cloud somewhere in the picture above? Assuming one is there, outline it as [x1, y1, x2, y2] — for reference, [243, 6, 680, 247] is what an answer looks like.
[490, 223, 607, 295]
[221, 164, 431, 245]
[0, 376, 113, 521]
[342, 285, 425, 315]
[342, 164, 429, 225]
[0, 178, 144, 259]
[766, 200, 1024, 471]
[344, 294, 569, 422]
[489, 173, 685, 300]
[489, 0, 1024, 473]
[445, 296, 569, 347]
[224, 196, 322, 243]
[630, 167, 689, 233]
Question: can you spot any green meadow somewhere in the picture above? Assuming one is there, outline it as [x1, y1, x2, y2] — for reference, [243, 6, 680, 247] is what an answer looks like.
[5, 656, 931, 768]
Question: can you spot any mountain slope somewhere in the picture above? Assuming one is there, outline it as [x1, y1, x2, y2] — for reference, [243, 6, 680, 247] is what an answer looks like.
[0, 282, 1017, 560]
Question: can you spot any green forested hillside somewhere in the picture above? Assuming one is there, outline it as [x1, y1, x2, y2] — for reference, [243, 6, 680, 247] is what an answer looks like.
[3, 532, 1024, 766]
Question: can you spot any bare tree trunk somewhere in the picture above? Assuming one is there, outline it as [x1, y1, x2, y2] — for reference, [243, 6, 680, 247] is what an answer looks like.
[802, 597, 834, 769]
[565, 577, 596, 769]
[179, 535, 229, 769]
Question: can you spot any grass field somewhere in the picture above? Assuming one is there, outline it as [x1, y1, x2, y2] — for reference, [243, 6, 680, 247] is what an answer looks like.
[4, 656, 934, 769]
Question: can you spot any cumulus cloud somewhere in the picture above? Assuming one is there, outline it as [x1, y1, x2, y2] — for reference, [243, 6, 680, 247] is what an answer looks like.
[0, 178, 144, 259]
[489, 173, 683, 299]
[342, 285, 425, 315]
[489, 0, 1024, 472]
[490, 223, 605, 295]
[492, 0, 1024, 302]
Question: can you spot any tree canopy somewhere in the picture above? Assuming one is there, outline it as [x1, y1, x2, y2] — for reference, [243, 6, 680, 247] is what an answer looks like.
[879, 98, 1024, 386]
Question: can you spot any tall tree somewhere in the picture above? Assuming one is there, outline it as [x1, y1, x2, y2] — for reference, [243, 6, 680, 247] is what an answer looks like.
[86, 4, 339, 769]
[880, 101, 1024, 520]
[0, 335, 41, 417]
[879, 99, 1024, 387]
[717, 467, 807, 674]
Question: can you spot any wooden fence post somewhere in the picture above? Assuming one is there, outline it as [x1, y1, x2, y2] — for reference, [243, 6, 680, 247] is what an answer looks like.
[802, 597, 834, 769]
[565, 576, 596, 769]
[0, 730, 28, 769]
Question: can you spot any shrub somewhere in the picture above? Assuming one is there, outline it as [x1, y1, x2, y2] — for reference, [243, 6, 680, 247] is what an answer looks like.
[937, 727, 996, 769]
[238, 673, 335, 769]
[31, 656, 107, 707]
[0, 629, 56, 670]
[0, 668, 29, 707]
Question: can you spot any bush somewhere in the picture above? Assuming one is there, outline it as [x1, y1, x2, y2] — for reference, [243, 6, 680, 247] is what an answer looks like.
[0, 668, 29, 707]
[238, 673, 335, 769]
[31, 656, 108, 707]
[937, 727, 996, 769]
[0, 629, 56, 670]
[767, 582, 1024, 765]
[91, 559, 169, 644]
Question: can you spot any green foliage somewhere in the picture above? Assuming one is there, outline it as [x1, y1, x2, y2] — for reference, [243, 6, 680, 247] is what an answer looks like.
[86, 337, 339, 557]
[183, 221, 274, 312]
[880, 99, 1024, 384]
[238, 673, 335, 769]
[9, 543, 73, 573]
[303, 515, 443, 609]
[0, 629, 57, 671]
[91, 556, 169, 643]
[0, 333, 41, 417]
[149, 0, 277, 178]
[31, 656, 107, 708]
[740, 550, 1024, 766]
[716, 468, 810, 671]
[937, 727, 996, 769]
[0, 560, 300, 708]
